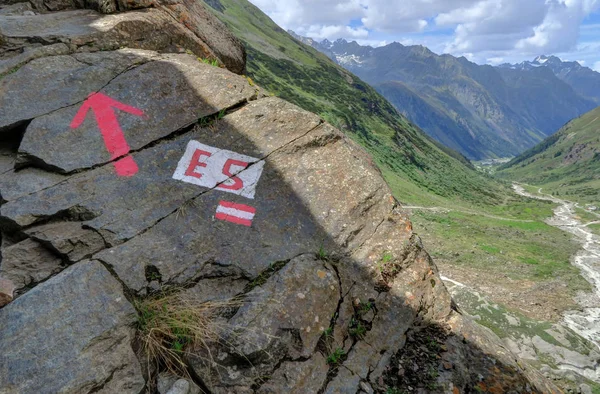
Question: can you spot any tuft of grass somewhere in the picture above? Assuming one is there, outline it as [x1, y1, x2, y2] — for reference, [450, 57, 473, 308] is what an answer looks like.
[134, 289, 242, 377]
[326, 347, 346, 366]
[175, 198, 198, 219]
[200, 57, 220, 67]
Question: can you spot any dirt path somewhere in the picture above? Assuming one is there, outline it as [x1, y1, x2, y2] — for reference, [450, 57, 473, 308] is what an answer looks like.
[402, 206, 535, 223]
[513, 184, 600, 349]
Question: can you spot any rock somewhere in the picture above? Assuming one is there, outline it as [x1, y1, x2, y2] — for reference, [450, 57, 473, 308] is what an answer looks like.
[0, 9, 214, 61]
[158, 372, 201, 394]
[189, 255, 340, 391]
[0, 238, 64, 293]
[25, 221, 106, 262]
[325, 367, 361, 394]
[91, 97, 324, 291]
[167, 379, 190, 394]
[359, 381, 374, 394]
[0, 2, 35, 16]
[17, 52, 258, 173]
[0, 0, 245, 73]
[0, 260, 144, 393]
[256, 353, 328, 394]
[0, 166, 66, 203]
[580, 383, 593, 394]
[29, 0, 73, 11]
[0, 277, 15, 307]
[157, 0, 246, 74]
[0, 49, 157, 132]
[184, 277, 248, 303]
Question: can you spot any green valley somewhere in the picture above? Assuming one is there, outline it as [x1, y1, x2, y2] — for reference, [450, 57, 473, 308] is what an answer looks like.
[499, 106, 600, 205]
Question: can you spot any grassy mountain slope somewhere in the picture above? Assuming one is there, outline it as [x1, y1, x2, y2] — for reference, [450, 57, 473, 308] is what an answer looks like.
[499, 106, 600, 204]
[202, 0, 508, 207]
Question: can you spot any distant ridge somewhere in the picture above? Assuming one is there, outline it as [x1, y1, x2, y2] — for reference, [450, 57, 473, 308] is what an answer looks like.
[293, 34, 597, 160]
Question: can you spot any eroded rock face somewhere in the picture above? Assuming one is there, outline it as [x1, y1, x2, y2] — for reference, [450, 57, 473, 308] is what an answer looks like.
[0, 1, 560, 393]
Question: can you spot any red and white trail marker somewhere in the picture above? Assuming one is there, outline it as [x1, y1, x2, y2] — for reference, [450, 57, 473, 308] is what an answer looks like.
[172, 140, 265, 199]
[71, 92, 145, 177]
[215, 201, 256, 227]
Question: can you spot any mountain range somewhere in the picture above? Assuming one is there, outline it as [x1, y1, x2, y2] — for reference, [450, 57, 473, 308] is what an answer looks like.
[290, 34, 600, 161]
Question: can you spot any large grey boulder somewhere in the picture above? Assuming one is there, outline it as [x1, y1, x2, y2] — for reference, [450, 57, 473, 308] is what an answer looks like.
[0, 260, 144, 393]
[0, 3, 560, 393]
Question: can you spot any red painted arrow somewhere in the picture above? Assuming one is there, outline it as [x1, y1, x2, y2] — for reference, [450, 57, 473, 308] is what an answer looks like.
[71, 93, 145, 177]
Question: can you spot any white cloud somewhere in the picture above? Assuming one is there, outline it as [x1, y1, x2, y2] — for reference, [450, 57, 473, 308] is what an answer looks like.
[516, 0, 600, 54]
[594, 61, 600, 71]
[297, 24, 369, 40]
[249, 0, 600, 66]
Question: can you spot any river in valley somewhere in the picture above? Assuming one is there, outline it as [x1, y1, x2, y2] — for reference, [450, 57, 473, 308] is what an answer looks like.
[513, 184, 600, 350]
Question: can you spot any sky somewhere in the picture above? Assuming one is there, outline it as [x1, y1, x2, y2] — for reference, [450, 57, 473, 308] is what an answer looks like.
[248, 0, 600, 70]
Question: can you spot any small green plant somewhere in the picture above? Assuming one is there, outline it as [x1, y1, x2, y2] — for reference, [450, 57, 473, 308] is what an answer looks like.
[377, 252, 394, 272]
[197, 115, 213, 128]
[200, 57, 220, 67]
[323, 326, 333, 337]
[426, 336, 440, 352]
[326, 347, 345, 366]
[217, 108, 227, 120]
[349, 320, 367, 339]
[317, 244, 329, 261]
[246, 76, 255, 86]
[426, 366, 440, 390]
[359, 301, 374, 314]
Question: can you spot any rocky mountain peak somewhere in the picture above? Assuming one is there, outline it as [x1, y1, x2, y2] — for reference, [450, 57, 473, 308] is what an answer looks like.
[0, 0, 561, 393]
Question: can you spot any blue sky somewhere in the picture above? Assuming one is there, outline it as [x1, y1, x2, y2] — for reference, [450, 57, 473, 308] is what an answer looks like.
[248, 0, 600, 70]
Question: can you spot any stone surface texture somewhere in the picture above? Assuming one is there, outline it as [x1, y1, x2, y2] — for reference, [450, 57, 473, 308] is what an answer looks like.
[0, 0, 561, 393]
[0, 261, 144, 393]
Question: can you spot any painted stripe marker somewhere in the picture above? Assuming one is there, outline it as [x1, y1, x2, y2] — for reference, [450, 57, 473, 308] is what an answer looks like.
[215, 201, 256, 227]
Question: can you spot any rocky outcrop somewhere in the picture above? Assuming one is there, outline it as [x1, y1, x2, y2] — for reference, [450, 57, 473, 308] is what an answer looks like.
[0, 1, 561, 393]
